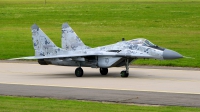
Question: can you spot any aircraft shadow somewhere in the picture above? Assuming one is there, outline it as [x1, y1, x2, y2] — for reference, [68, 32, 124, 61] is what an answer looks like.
[27, 70, 186, 80]
[28, 71, 136, 79]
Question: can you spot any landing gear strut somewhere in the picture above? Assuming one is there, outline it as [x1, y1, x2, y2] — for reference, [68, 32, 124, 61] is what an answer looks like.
[121, 58, 129, 78]
[75, 67, 83, 77]
[100, 68, 108, 75]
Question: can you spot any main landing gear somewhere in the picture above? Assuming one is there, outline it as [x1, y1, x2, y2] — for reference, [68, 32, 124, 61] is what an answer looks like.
[75, 67, 83, 77]
[74, 59, 130, 77]
[100, 68, 108, 75]
[121, 59, 129, 78]
[75, 67, 108, 77]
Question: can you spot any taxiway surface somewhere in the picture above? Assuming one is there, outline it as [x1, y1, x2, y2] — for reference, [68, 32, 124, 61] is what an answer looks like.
[0, 62, 200, 107]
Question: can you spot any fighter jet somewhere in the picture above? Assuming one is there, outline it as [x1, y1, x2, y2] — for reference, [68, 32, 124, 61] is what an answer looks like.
[11, 23, 183, 77]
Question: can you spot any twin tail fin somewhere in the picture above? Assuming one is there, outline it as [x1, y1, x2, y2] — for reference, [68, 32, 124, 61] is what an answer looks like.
[31, 24, 64, 56]
[61, 23, 90, 51]
[31, 23, 89, 57]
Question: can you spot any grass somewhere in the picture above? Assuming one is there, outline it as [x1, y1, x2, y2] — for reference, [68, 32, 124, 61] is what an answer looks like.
[0, 0, 200, 67]
[0, 1, 199, 110]
[0, 95, 200, 112]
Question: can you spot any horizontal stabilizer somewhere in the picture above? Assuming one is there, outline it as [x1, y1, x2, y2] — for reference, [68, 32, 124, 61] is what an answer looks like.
[8, 56, 39, 60]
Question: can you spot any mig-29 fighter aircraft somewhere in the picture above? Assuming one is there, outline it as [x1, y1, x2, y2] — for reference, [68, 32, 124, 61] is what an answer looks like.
[12, 23, 183, 77]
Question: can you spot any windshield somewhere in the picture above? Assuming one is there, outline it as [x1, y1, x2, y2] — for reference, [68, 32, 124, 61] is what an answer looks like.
[143, 40, 156, 47]
[128, 38, 157, 47]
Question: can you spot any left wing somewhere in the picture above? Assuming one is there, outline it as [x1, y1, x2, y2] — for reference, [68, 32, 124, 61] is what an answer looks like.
[9, 50, 153, 60]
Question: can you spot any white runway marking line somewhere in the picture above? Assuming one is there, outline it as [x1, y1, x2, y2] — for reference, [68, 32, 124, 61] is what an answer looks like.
[1, 82, 200, 95]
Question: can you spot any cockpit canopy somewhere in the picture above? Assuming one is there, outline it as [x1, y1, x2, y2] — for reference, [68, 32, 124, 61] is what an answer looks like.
[128, 38, 156, 47]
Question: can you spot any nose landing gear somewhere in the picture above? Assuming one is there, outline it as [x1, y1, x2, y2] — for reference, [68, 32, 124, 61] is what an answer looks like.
[121, 70, 129, 77]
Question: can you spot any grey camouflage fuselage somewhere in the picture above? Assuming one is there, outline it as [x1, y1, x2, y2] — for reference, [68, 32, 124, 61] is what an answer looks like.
[13, 23, 183, 77]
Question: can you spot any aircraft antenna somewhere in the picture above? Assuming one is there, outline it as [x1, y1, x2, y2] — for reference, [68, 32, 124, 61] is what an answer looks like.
[183, 56, 195, 59]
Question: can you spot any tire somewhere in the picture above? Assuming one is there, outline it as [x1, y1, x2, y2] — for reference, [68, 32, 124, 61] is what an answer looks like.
[121, 71, 129, 77]
[100, 68, 108, 75]
[75, 67, 83, 77]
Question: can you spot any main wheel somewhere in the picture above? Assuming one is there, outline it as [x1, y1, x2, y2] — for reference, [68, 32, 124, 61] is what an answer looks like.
[75, 67, 83, 77]
[100, 68, 108, 75]
[121, 71, 129, 77]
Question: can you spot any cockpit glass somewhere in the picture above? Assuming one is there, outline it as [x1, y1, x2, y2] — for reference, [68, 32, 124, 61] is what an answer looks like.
[129, 38, 156, 47]
[144, 40, 156, 47]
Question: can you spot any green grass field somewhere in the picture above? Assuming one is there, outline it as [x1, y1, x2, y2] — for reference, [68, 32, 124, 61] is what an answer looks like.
[0, 0, 200, 67]
[1, 95, 200, 112]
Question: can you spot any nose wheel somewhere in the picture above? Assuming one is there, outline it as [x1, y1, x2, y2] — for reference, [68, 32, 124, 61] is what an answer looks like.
[100, 68, 108, 75]
[121, 70, 129, 77]
[75, 67, 83, 77]
[121, 58, 129, 78]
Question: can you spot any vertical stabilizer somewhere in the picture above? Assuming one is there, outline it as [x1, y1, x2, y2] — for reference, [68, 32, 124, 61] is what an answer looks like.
[31, 24, 62, 56]
[61, 23, 90, 51]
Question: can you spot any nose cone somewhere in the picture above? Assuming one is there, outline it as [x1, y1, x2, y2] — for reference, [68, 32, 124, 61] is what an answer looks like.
[163, 49, 183, 60]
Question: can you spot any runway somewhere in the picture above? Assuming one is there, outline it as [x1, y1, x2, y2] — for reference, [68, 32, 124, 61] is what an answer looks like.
[0, 61, 200, 107]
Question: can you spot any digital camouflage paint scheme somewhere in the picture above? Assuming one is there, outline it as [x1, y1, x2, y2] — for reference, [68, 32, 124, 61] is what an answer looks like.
[11, 23, 183, 77]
